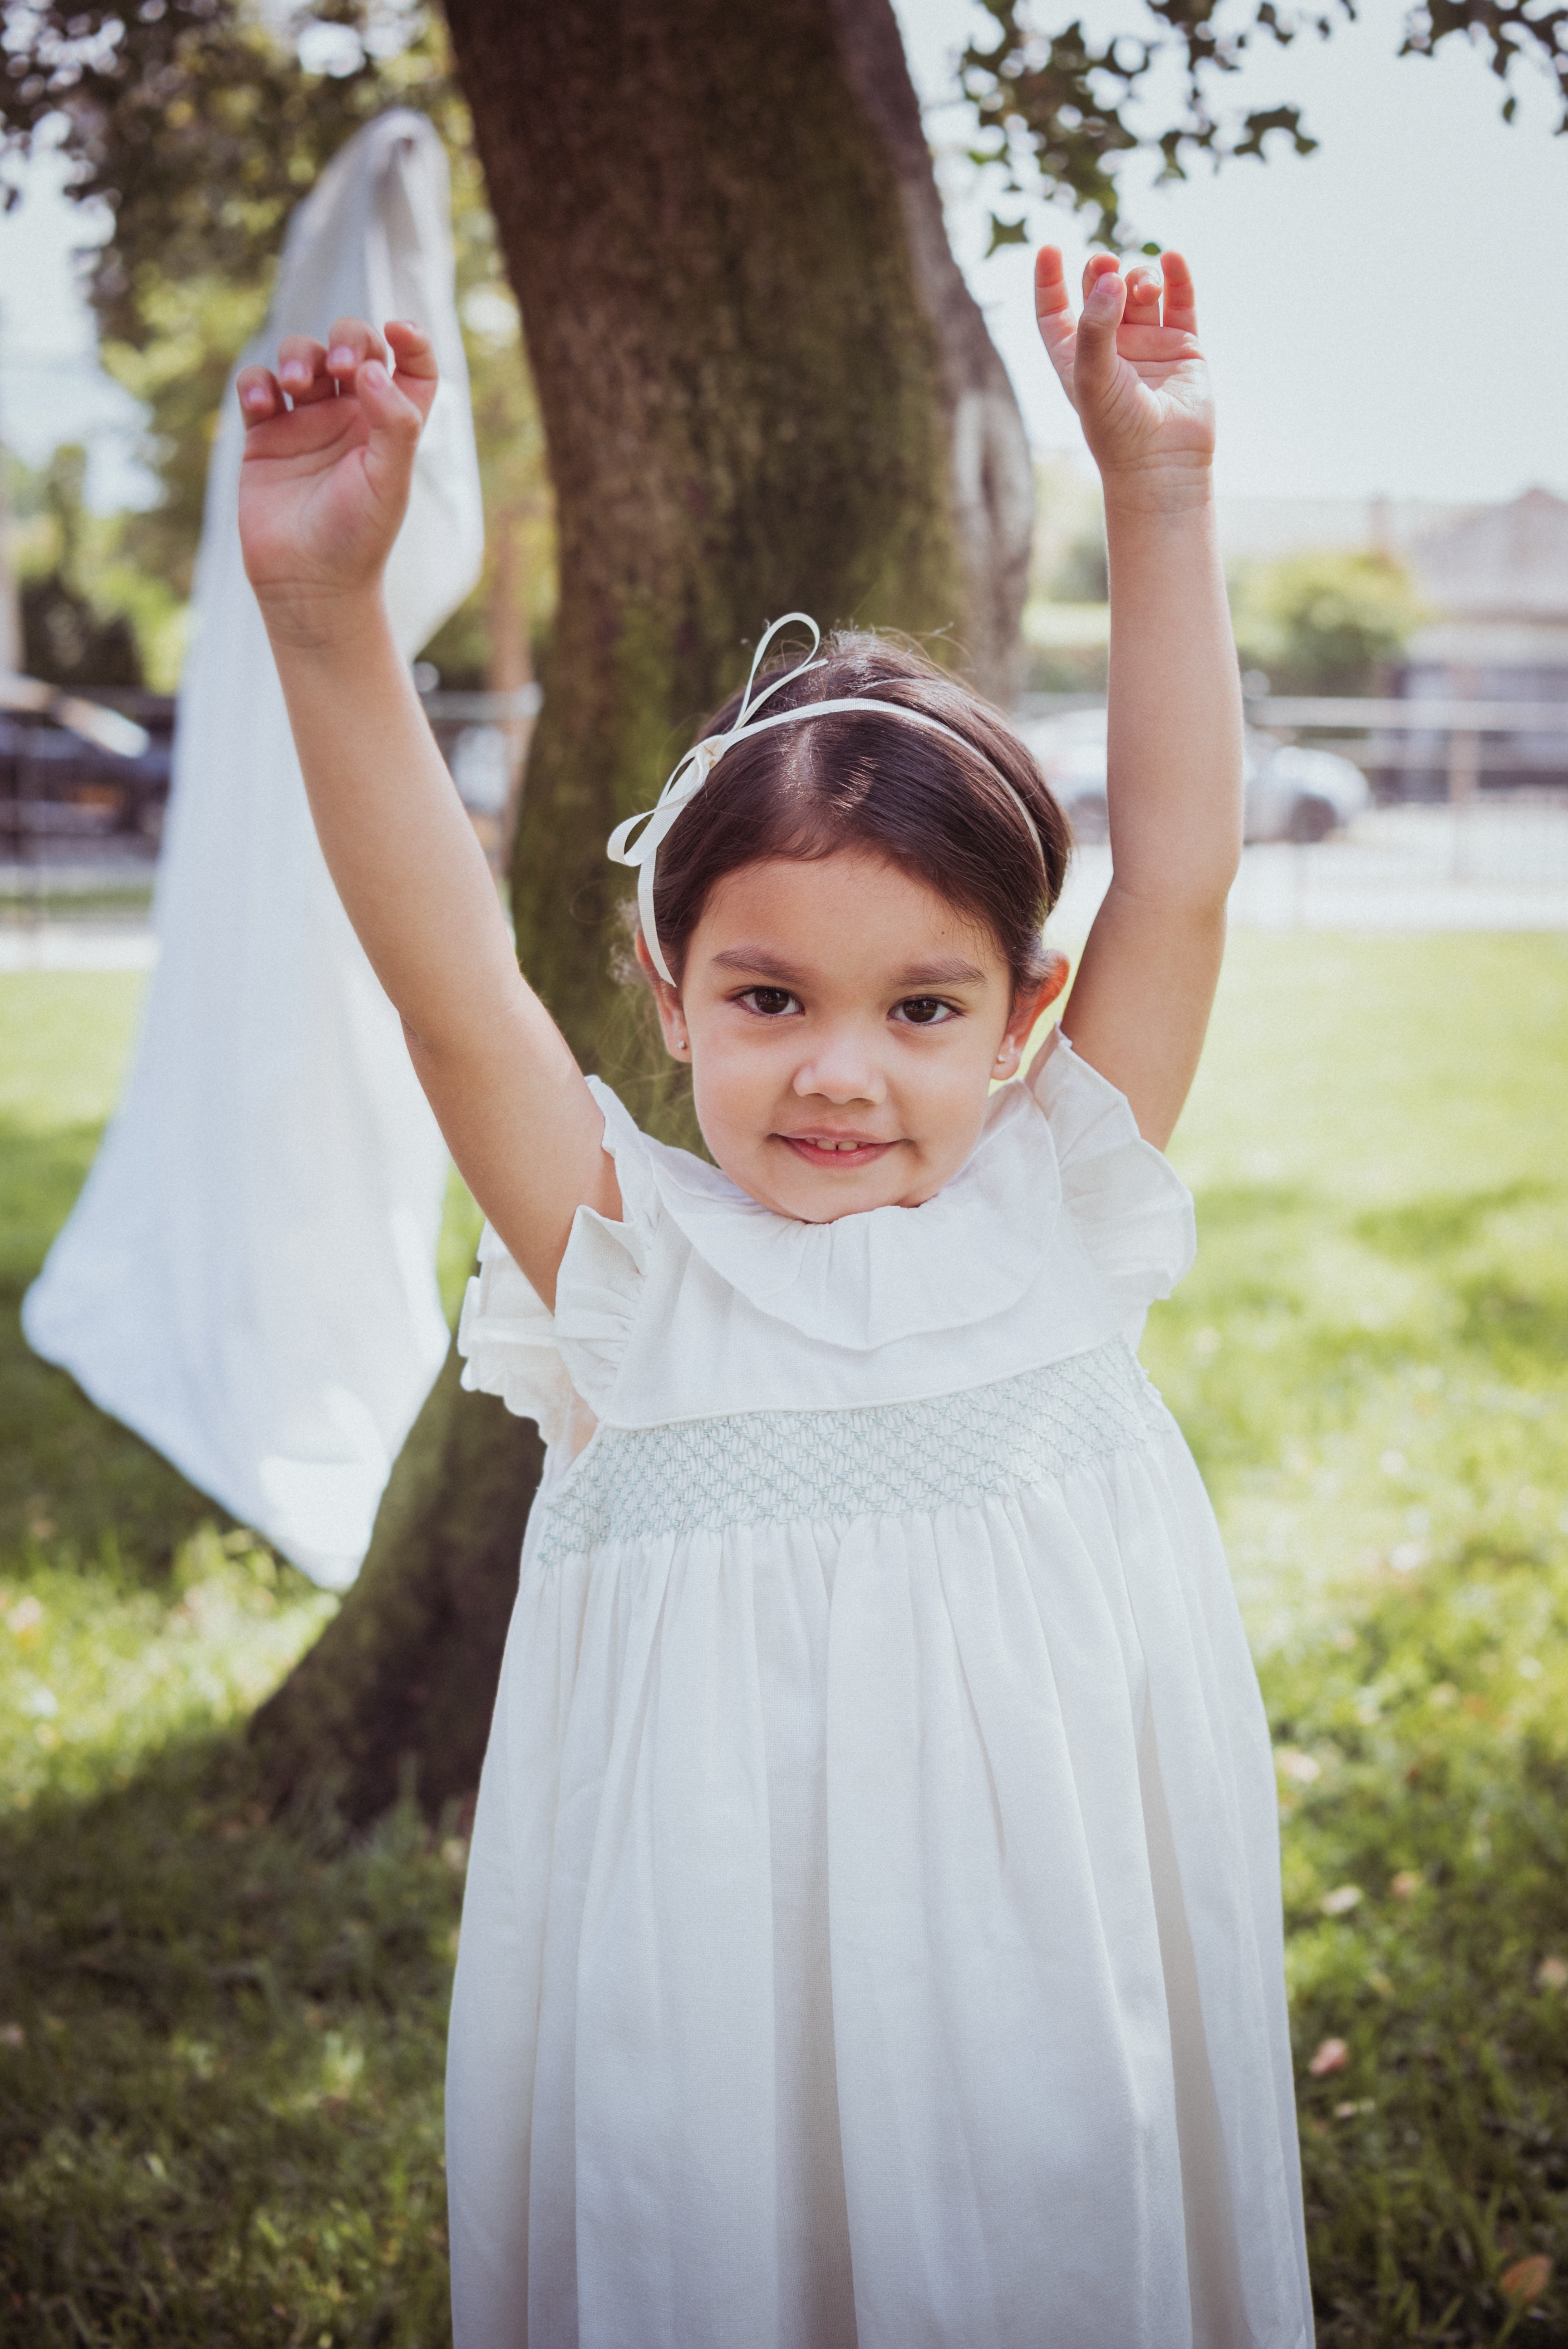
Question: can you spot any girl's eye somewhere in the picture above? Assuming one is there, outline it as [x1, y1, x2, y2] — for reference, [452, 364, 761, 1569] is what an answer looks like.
[893, 997, 958, 1027]
[739, 987, 801, 1018]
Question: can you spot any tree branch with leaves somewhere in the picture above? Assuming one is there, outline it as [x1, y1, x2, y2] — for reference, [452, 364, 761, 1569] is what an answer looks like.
[960, 0, 1568, 251]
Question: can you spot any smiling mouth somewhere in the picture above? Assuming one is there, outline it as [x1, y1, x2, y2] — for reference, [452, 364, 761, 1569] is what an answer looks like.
[778, 1134, 896, 1169]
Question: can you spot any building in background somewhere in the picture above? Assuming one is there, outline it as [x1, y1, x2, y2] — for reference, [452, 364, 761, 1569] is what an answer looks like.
[1403, 489, 1568, 697]
[1215, 496, 1479, 569]
[1399, 489, 1568, 791]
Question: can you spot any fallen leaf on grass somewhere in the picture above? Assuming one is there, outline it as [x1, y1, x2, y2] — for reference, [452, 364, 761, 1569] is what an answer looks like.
[1500, 2255, 1552, 2305]
[1308, 2038, 1348, 2077]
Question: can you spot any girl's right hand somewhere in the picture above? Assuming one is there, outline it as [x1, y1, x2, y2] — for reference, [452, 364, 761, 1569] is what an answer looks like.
[1034, 247, 1213, 498]
[236, 317, 437, 648]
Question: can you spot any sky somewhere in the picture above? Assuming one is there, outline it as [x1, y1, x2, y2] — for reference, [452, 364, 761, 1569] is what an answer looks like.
[2, 1, 1566, 509]
[891, 0, 1568, 504]
[0, 139, 146, 507]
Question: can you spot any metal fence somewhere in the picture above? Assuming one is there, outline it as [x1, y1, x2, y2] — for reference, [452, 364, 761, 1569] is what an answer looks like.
[1017, 688, 1568, 789]
[1018, 693, 1568, 934]
[1246, 694, 1568, 801]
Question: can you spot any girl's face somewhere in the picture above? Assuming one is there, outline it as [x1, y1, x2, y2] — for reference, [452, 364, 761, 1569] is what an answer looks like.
[648, 849, 1064, 1223]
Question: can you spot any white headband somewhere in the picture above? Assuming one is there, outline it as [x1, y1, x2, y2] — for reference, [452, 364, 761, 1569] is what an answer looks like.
[606, 611, 1047, 984]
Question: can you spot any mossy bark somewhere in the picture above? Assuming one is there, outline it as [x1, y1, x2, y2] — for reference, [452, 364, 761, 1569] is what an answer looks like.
[252, 0, 1031, 1819]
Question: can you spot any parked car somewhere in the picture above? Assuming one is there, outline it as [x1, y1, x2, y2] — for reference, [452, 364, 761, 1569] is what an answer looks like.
[1016, 707, 1370, 845]
[0, 678, 174, 852]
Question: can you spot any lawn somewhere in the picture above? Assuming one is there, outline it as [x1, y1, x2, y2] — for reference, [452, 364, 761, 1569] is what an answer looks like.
[2, 936, 1567, 2346]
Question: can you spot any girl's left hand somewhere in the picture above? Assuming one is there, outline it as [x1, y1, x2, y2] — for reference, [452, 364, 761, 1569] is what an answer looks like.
[1034, 247, 1214, 490]
[236, 318, 437, 646]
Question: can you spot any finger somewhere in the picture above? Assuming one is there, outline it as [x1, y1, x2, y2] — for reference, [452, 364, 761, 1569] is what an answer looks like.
[1033, 245, 1071, 323]
[1081, 251, 1120, 306]
[325, 317, 389, 384]
[1124, 267, 1163, 329]
[277, 335, 338, 407]
[354, 353, 428, 488]
[1159, 249, 1198, 335]
[1033, 247, 1078, 398]
[1073, 265, 1126, 402]
[384, 319, 440, 424]
[237, 365, 284, 423]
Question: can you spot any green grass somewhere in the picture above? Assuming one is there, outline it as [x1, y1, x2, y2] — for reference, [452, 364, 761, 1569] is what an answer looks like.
[0, 972, 477, 2346]
[2, 938, 1567, 2345]
[1144, 935, 1568, 2344]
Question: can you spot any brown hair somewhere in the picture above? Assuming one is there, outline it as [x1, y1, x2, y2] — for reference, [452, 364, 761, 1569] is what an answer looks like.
[646, 632, 1072, 996]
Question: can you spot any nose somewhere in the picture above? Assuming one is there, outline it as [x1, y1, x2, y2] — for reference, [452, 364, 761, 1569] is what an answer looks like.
[791, 1023, 887, 1106]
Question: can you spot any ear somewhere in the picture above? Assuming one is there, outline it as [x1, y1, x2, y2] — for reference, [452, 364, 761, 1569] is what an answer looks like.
[993, 950, 1071, 1080]
[634, 928, 691, 1061]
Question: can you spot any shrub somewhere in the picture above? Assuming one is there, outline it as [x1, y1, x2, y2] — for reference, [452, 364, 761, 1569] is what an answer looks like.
[1231, 550, 1423, 696]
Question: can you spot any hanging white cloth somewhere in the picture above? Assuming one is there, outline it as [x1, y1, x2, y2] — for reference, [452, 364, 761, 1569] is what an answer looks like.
[24, 110, 484, 1588]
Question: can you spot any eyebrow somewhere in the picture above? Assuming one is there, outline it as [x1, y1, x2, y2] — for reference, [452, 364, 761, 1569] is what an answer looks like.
[709, 947, 806, 982]
[708, 946, 988, 988]
[893, 958, 988, 988]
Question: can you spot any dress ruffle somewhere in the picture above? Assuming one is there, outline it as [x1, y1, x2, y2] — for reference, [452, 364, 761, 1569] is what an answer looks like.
[456, 1080, 654, 1431]
[1027, 1028, 1196, 1339]
[629, 1080, 1060, 1352]
[456, 1222, 576, 1445]
[457, 1042, 1196, 1426]
[551, 1082, 657, 1415]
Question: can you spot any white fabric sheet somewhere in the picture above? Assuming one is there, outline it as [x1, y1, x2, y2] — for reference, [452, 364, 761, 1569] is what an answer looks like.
[447, 1037, 1314, 2348]
[24, 110, 483, 1586]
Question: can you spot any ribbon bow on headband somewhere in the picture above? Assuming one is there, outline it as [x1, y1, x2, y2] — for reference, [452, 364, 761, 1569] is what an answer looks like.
[607, 612, 1044, 985]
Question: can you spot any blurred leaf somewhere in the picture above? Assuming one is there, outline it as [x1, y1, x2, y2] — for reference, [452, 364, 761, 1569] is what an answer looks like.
[986, 211, 1032, 254]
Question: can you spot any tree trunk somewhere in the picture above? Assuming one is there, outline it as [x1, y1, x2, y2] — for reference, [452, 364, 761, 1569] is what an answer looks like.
[486, 500, 534, 845]
[252, 1344, 544, 1820]
[252, 0, 1031, 1820]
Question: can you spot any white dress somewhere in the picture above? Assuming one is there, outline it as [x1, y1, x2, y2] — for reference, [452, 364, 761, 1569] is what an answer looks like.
[447, 1032, 1314, 2349]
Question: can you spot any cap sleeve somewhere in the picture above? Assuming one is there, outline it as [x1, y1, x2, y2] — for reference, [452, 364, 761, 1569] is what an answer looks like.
[457, 1220, 577, 1445]
[456, 1077, 659, 1438]
[550, 1079, 659, 1411]
[1026, 1028, 1196, 1340]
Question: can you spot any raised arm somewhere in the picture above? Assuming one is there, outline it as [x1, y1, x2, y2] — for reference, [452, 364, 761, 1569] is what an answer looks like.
[236, 319, 616, 1302]
[1032, 248, 1243, 1148]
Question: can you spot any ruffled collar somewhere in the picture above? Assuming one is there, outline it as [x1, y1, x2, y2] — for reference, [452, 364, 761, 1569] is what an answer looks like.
[592, 1078, 1061, 1354]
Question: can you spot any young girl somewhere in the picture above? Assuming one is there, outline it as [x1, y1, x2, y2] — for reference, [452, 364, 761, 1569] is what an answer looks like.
[237, 248, 1313, 2348]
